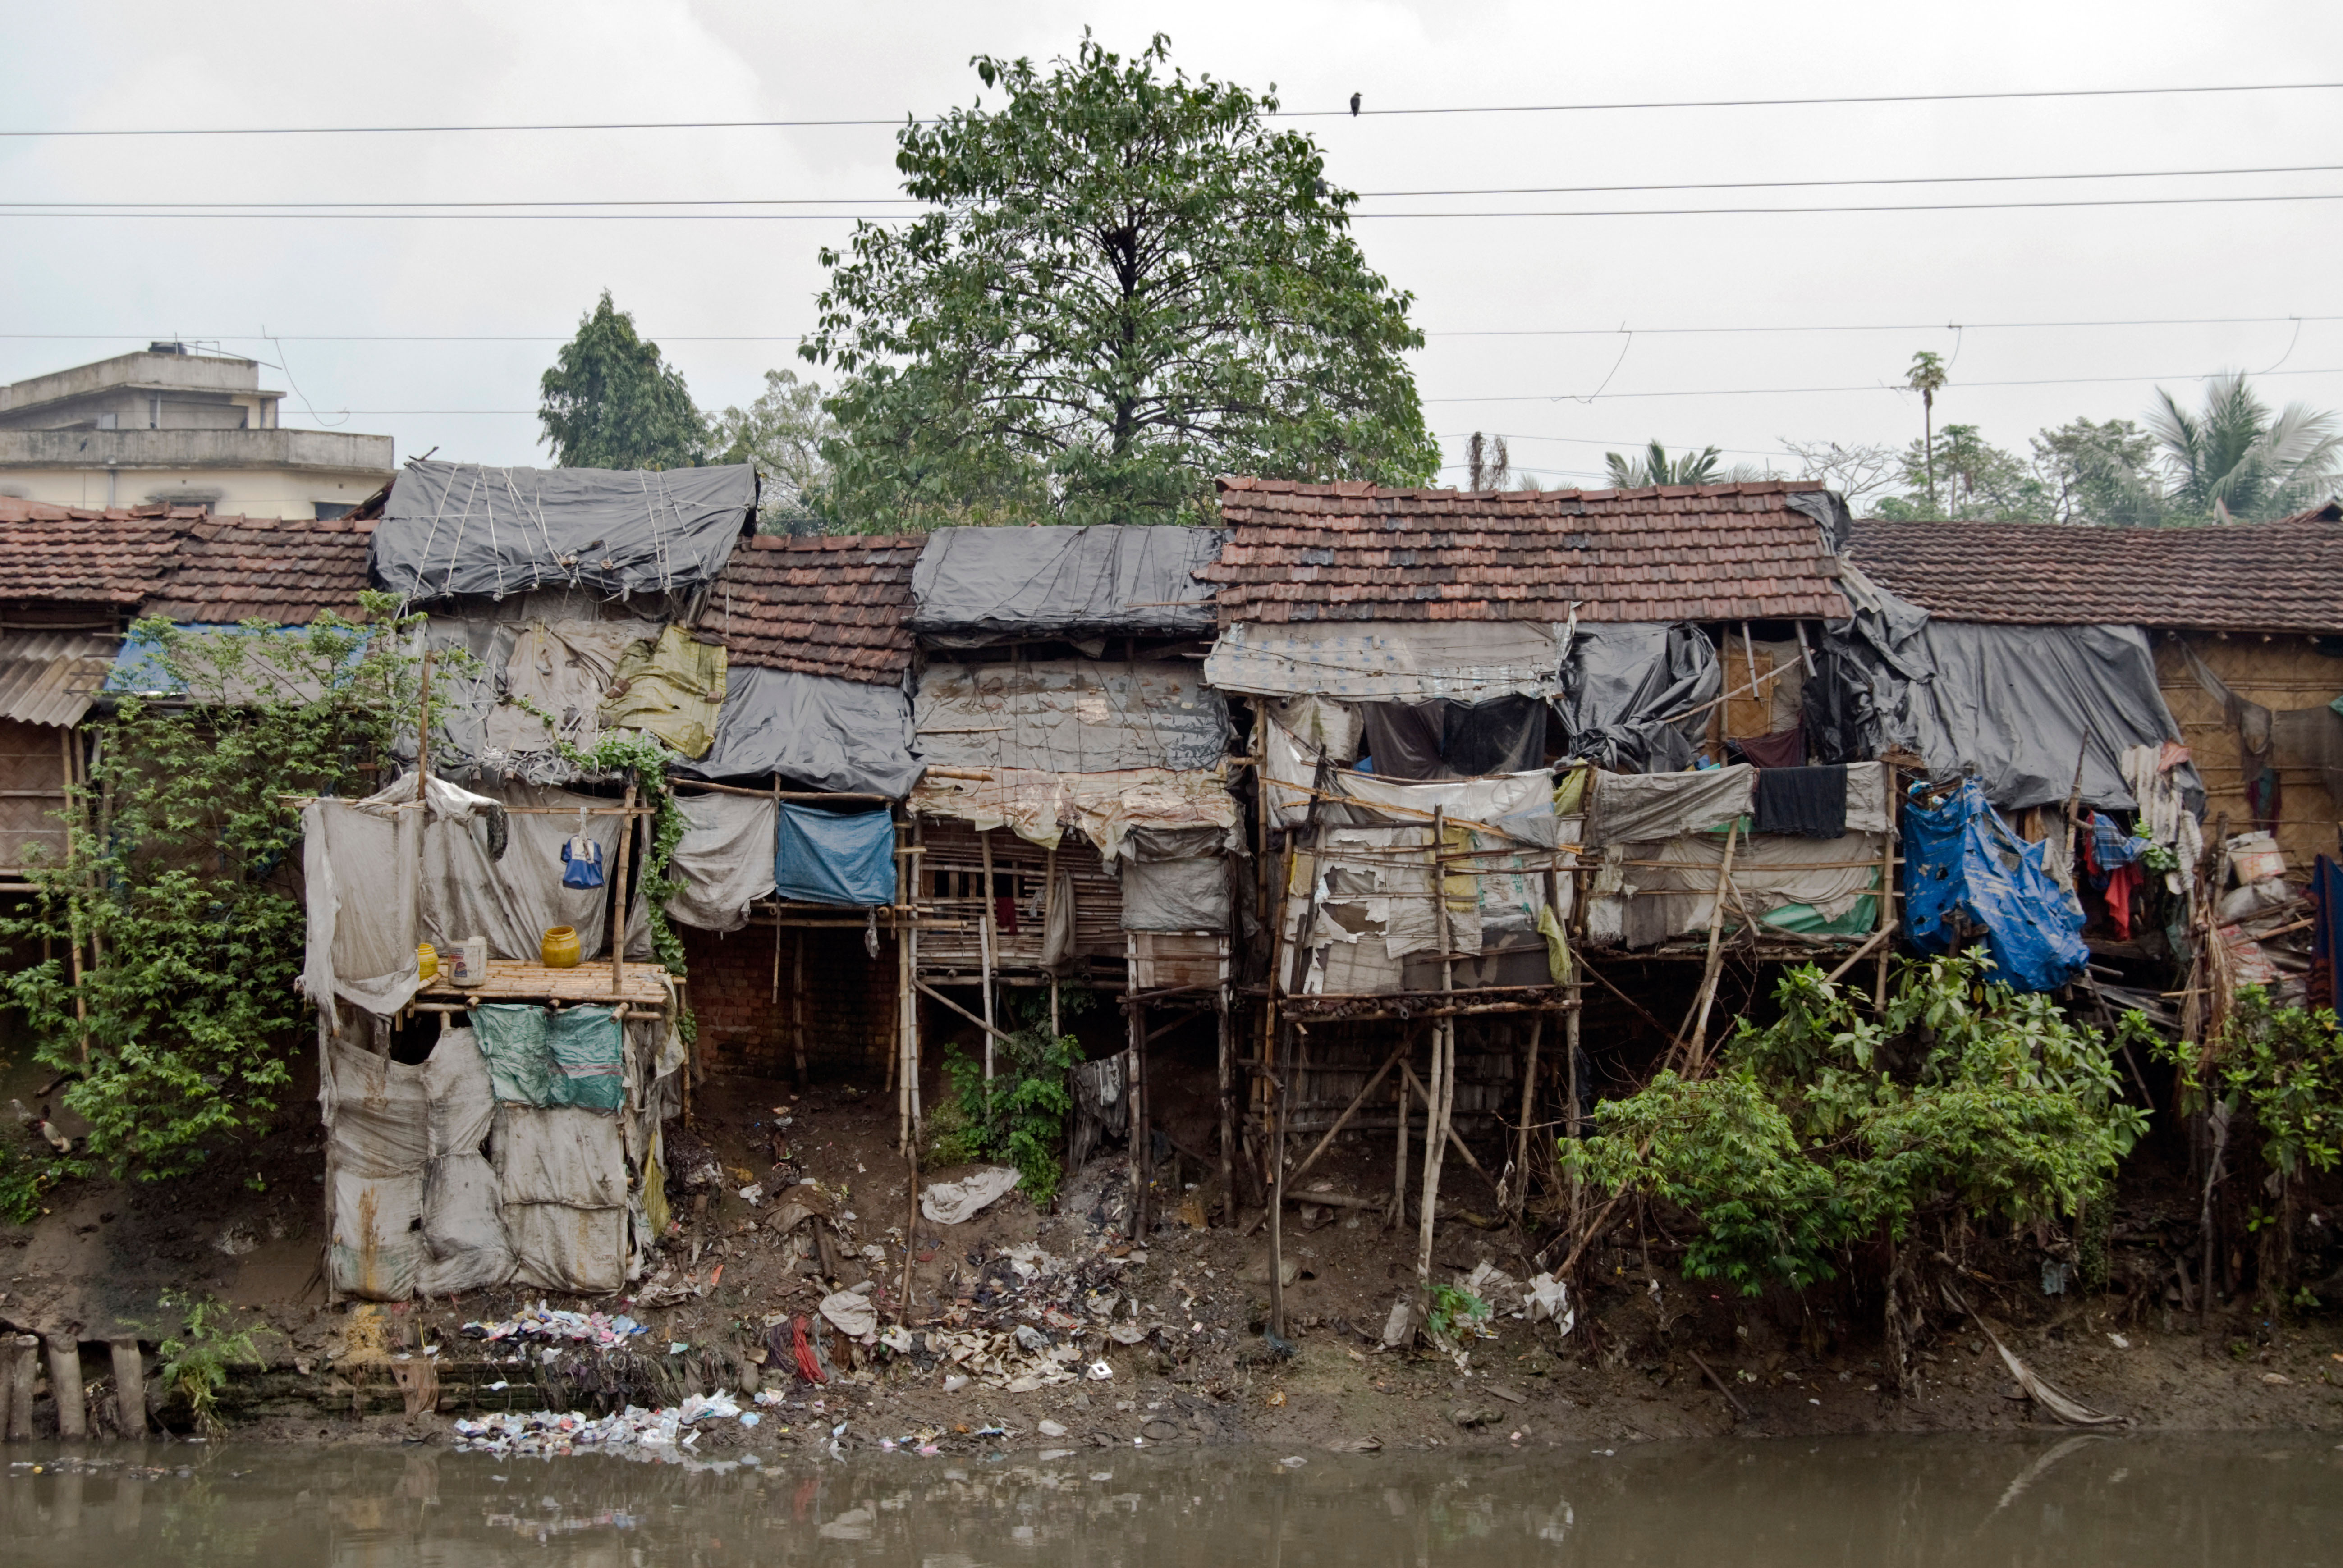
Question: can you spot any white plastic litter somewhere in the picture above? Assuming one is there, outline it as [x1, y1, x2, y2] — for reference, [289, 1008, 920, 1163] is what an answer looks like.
[919, 1166, 1022, 1225]
[1525, 1272, 1575, 1333]
[738, 1183, 765, 1208]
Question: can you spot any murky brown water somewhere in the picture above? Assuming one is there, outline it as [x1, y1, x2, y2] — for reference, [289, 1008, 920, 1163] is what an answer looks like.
[3, 1434, 2335, 1565]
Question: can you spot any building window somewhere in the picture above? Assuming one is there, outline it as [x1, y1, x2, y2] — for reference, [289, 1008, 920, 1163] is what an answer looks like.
[313, 502, 355, 521]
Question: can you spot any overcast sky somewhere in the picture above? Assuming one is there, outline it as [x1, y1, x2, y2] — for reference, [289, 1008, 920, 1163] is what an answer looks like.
[4, 0, 2339, 494]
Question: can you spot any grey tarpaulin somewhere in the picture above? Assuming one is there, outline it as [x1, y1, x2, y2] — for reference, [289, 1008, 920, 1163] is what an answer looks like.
[674, 665, 920, 798]
[373, 461, 756, 602]
[663, 791, 777, 932]
[1555, 623, 1721, 772]
[421, 780, 652, 964]
[495, 1105, 628, 1294]
[1587, 766, 1754, 846]
[1205, 620, 1566, 702]
[1119, 826, 1235, 932]
[302, 791, 421, 1030]
[909, 525, 1226, 644]
[914, 659, 1227, 773]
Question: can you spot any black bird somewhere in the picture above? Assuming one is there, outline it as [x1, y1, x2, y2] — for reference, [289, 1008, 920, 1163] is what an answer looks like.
[1349, 92, 1362, 116]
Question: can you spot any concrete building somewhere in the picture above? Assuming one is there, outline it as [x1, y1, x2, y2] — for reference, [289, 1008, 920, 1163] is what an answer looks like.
[0, 343, 394, 519]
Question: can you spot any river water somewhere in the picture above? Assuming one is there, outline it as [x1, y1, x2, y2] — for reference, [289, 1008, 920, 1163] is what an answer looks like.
[3, 1433, 2334, 1565]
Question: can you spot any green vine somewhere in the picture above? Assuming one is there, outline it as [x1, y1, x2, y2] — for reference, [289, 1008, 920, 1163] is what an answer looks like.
[0, 596, 424, 1221]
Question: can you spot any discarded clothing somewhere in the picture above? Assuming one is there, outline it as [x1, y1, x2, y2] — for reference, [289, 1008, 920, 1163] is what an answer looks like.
[774, 804, 897, 907]
[1902, 779, 2087, 992]
[1753, 765, 1848, 839]
[920, 1166, 1023, 1225]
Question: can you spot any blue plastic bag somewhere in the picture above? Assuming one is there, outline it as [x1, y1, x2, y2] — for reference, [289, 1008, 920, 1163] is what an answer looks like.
[560, 833, 605, 890]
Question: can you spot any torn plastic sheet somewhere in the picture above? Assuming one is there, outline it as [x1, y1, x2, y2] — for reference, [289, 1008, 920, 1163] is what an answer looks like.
[909, 524, 1226, 644]
[1555, 622, 1721, 773]
[1585, 829, 1886, 945]
[663, 791, 777, 932]
[910, 766, 1238, 859]
[914, 659, 1227, 775]
[372, 461, 755, 602]
[1204, 619, 1566, 702]
[420, 778, 651, 966]
[599, 625, 728, 760]
[920, 1166, 1022, 1225]
[674, 664, 920, 799]
[1903, 778, 2088, 992]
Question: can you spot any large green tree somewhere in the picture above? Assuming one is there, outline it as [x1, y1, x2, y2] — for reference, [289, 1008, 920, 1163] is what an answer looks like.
[539, 291, 708, 470]
[710, 368, 835, 533]
[2146, 370, 2340, 523]
[803, 32, 1438, 530]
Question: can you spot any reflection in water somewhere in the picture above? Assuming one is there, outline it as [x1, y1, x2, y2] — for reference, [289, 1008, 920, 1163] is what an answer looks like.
[4, 1433, 2336, 1566]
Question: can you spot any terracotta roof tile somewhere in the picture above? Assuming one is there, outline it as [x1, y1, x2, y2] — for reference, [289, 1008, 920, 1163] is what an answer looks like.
[699, 533, 921, 683]
[1845, 504, 2343, 634]
[1203, 476, 1849, 625]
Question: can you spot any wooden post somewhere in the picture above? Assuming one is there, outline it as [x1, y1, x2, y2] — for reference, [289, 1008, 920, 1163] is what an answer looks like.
[608, 780, 637, 997]
[793, 930, 808, 1089]
[46, 1333, 85, 1440]
[1511, 1015, 1545, 1222]
[0, 1335, 33, 1440]
[978, 829, 999, 1086]
[1128, 996, 1149, 1236]
[414, 647, 433, 783]
[1564, 1001, 1583, 1228]
[1684, 822, 1741, 1068]
[1416, 811, 1458, 1289]
[899, 1147, 919, 1327]
[109, 1338, 144, 1437]
[1216, 985, 1234, 1227]
[1873, 775, 1898, 1010]
[1267, 1016, 1287, 1336]
[908, 818, 924, 1141]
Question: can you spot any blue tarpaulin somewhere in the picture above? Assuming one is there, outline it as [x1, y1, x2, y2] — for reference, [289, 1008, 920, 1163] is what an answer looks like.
[774, 804, 897, 907]
[1902, 779, 2088, 993]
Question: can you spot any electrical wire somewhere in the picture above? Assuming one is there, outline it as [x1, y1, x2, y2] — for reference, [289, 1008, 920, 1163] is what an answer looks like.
[3, 79, 2335, 137]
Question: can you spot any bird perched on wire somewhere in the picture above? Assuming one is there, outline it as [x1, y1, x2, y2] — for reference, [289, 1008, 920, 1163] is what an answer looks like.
[1349, 92, 1362, 116]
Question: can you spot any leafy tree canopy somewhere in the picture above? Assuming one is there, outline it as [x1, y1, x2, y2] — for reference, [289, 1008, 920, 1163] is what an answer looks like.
[804, 32, 1438, 530]
[539, 291, 708, 470]
[1604, 439, 1724, 489]
[710, 368, 836, 533]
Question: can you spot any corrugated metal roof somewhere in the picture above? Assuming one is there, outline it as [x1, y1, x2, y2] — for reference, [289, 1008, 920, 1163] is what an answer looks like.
[0, 631, 117, 727]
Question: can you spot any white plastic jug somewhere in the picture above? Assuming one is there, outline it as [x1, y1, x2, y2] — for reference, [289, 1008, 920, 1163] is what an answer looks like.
[446, 934, 491, 987]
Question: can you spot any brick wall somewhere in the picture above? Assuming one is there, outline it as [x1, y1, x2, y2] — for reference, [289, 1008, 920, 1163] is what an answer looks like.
[682, 920, 897, 1080]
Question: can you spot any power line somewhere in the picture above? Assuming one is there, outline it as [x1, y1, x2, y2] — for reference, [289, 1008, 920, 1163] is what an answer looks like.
[10, 191, 2342, 222]
[14, 159, 2341, 211]
[1421, 365, 2343, 404]
[3, 80, 2335, 137]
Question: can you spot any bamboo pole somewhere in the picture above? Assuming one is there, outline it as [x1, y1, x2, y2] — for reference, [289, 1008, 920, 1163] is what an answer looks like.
[978, 829, 998, 1086]
[1244, 1029, 1417, 1238]
[607, 781, 636, 997]
[1874, 784, 1898, 1009]
[1128, 994, 1149, 1236]
[1416, 810, 1457, 1290]
[1268, 1012, 1287, 1337]
[1683, 821, 1741, 1067]
[1564, 1002, 1583, 1230]
[1388, 1051, 1409, 1232]
[1511, 1014, 1545, 1222]
[46, 1332, 85, 1439]
[1216, 983, 1235, 1225]
[793, 930, 807, 1090]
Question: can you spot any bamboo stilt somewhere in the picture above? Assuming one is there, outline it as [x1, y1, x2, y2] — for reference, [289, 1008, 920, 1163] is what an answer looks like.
[46, 1333, 85, 1439]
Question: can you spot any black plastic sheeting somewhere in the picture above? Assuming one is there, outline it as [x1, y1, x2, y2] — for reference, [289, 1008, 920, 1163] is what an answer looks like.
[1811, 565, 2201, 813]
[1554, 623, 1721, 772]
[672, 665, 921, 800]
[908, 525, 1227, 645]
[373, 462, 757, 603]
[1357, 696, 1548, 780]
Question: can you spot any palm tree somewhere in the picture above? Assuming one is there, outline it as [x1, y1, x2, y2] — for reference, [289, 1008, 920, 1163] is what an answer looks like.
[1905, 350, 1948, 511]
[1604, 439, 1722, 489]
[2146, 371, 2341, 522]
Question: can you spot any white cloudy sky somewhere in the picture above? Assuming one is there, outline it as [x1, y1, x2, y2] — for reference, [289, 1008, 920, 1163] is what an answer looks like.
[4, 0, 2339, 493]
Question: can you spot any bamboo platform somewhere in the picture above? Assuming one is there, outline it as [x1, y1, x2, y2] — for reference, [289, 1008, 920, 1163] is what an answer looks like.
[417, 960, 669, 1010]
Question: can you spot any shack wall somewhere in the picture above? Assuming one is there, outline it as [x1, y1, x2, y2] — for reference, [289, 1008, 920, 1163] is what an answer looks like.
[2156, 632, 2343, 875]
[682, 921, 895, 1078]
[0, 718, 68, 873]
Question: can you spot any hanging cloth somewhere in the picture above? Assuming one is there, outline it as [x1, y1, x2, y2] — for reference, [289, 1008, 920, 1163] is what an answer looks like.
[560, 807, 606, 890]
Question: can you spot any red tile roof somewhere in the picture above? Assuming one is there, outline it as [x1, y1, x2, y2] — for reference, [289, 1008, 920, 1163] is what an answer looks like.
[143, 513, 377, 625]
[0, 498, 196, 608]
[1845, 503, 2343, 634]
[1202, 477, 1852, 625]
[700, 533, 922, 683]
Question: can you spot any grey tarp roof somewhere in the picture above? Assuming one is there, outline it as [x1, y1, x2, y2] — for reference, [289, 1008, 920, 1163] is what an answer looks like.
[909, 525, 1226, 645]
[674, 665, 921, 799]
[373, 462, 757, 603]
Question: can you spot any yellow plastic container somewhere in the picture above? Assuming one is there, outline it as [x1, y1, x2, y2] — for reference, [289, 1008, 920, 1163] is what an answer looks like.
[540, 925, 582, 969]
[417, 943, 438, 983]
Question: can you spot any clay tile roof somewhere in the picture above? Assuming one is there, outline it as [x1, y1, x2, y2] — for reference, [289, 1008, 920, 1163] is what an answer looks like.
[1845, 503, 2343, 634]
[0, 497, 188, 608]
[1202, 476, 1850, 626]
[700, 533, 922, 683]
[143, 512, 377, 625]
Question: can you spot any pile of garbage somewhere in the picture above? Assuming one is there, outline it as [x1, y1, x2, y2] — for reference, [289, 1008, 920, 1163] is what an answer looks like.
[459, 1303, 651, 1347]
[449, 1391, 758, 1456]
[897, 1239, 1166, 1392]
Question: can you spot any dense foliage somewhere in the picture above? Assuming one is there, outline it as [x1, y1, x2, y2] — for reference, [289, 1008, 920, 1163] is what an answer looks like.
[932, 1027, 1082, 1205]
[539, 291, 708, 470]
[804, 32, 1437, 530]
[709, 367, 837, 533]
[1566, 954, 2147, 1297]
[0, 603, 421, 1216]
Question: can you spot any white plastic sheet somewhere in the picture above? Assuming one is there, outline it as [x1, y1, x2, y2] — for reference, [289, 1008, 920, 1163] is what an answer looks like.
[920, 1166, 1022, 1225]
[663, 792, 778, 932]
